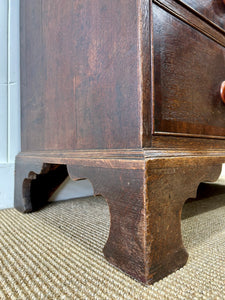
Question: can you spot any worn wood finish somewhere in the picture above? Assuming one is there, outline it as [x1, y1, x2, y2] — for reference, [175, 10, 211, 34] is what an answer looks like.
[178, 0, 225, 31]
[17, 0, 225, 284]
[16, 148, 225, 164]
[20, 0, 225, 149]
[153, 4, 225, 138]
[68, 163, 147, 282]
[69, 159, 221, 283]
[145, 160, 221, 283]
[15, 153, 222, 283]
[20, 0, 142, 151]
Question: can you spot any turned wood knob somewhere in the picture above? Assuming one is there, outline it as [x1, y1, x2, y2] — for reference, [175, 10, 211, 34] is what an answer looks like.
[220, 81, 225, 104]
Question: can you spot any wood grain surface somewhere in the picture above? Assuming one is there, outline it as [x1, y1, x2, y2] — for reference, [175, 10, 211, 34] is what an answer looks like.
[14, 152, 223, 283]
[17, 0, 225, 285]
[153, 4, 225, 138]
[145, 160, 221, 283]
[178, 0, 225, 31]
[20, 0, 225, 149]
[20, 0, 142, 151]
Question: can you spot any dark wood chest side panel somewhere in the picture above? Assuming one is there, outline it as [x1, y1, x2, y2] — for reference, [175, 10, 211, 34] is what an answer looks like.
[20, 0, 141, 151]
[178, 0, 225, 31]
[153, 4, 225, 138]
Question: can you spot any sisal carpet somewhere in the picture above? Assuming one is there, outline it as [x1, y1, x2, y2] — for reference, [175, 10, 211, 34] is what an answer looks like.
[0, 192, 225, 299]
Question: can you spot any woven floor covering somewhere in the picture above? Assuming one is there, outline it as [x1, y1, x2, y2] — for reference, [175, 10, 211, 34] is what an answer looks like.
[0, 193, 225, 299]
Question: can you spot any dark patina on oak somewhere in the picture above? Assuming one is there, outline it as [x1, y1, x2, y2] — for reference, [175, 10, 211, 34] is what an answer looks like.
[16, 0, 225, 284]
[15, 150, 223, 283]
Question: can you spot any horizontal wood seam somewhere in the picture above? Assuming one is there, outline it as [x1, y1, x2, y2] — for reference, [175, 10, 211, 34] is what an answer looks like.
[154, 131, 225, 140]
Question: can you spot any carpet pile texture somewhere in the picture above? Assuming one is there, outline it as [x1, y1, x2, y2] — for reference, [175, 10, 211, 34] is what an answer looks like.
[0, 192, 225, 299]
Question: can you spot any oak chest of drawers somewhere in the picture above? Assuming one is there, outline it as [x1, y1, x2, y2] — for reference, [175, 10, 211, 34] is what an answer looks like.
[15, 0, 225, 284]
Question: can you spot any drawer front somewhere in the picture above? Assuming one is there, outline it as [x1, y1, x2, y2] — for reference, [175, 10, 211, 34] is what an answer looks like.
[178, 0, 225, 31]
[153, 5, 225, 138]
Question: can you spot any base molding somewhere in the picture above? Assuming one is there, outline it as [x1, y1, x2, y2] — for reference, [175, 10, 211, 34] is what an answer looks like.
[14, 149, 224, 283]
[18, 147, 225, 160]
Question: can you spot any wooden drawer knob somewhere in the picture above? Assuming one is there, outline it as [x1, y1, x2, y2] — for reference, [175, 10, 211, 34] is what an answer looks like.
[221, 81, 225, 104]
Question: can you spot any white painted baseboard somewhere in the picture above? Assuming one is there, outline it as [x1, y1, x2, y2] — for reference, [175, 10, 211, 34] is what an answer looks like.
[0, 163, 15, 209]
[0, 1, 20, 210]
[49, 178, 94, 202]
